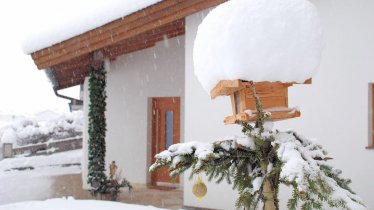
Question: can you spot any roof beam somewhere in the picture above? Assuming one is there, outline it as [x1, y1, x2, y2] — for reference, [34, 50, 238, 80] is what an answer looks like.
[49, 19, 185, 90]
[103, 19, 185, 59]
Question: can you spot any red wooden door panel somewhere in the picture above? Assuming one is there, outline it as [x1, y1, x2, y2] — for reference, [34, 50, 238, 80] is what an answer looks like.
[151, 97, 180, 185]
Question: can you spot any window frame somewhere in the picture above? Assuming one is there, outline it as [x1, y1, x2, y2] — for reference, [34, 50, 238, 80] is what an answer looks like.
[367, 83, 374, 149]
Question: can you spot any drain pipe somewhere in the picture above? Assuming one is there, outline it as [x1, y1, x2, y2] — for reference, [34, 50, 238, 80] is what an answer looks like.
[53, 88, 83, 112]
[45, 68, 83, 112]
[45, 68, 74, 101]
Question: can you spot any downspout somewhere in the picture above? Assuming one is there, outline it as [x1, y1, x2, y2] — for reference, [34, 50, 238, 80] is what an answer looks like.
[45, 68, 83, 112]
[53, 88, 83, 112]
[53, 87, 78, 101]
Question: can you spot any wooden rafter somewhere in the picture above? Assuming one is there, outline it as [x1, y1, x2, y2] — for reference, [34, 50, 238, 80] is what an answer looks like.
[58, 75, 88, 90]
[48, 18, 185, 90]
[102, 19, 185, 60]
[52, 54, 92, 72]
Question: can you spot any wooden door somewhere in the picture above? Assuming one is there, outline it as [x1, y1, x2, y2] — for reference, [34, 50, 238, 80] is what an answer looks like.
[151, 97, 180, 185]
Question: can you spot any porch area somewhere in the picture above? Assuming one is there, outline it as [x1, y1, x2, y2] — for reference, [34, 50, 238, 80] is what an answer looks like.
[53, 174, 183, 209]
[119, 185, 183, 209]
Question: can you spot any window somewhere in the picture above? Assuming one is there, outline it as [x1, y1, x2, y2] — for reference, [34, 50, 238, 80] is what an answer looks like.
[165, 111, 174, 150]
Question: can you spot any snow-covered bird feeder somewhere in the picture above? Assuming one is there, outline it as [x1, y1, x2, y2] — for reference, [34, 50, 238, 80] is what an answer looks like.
[193, 0, 322, 124]
[210, 79, 311, 124]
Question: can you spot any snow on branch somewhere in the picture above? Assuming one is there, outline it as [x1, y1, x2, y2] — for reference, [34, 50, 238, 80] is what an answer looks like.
[150, 127, 367, 210]
[150, 136, 256, 177]
[276, 131, 366, 210]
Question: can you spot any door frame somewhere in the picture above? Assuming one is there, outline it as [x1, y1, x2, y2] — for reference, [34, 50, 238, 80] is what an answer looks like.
[150, 97, 181, 185]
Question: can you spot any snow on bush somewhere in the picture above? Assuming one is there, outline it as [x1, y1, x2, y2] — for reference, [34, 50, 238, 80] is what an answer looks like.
[151, 130, 366, 209]
[193, 0, 323, 92]
[1, 129, 17, 144]
[0, 111, 83, 146]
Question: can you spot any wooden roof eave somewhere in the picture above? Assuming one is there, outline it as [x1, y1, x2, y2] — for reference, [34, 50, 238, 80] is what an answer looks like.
[30, 0, 227, 70]
[47, 18, 185, 90]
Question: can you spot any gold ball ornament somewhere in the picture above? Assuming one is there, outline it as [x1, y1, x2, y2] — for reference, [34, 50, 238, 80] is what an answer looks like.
[192, 175, 207, 200]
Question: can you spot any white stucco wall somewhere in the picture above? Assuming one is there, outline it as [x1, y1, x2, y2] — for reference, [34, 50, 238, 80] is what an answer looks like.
[185, 1, 374, 209]
[82, 77, 89, 189]
[184, 9, 240, 210]
[104, 36, 185, 184]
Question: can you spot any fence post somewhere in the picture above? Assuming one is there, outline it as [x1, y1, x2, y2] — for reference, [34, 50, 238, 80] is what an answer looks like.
[2, 143, 13, 158]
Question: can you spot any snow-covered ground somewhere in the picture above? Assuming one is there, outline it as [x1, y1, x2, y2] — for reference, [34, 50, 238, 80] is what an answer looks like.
[0, 149, 81, 171]
[0, 150, 171, 209]
[0, 198, 166, 210]
[0, 150, 82, 205]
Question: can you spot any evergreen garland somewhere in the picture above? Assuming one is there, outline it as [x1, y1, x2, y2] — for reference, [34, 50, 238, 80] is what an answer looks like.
[87, 64, 108, 196]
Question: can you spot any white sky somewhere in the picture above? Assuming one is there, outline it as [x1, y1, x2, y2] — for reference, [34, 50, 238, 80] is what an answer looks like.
[0, 0, 79, 115]
[0, 0, 159, 116]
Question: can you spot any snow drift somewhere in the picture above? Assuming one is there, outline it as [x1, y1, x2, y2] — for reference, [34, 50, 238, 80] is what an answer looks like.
[0, 197, 165, 210]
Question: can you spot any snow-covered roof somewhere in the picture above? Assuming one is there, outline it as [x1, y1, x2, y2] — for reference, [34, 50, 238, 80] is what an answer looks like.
[193, 0, 323, 93]
[26, 1, 225, 90]
[22, 0, 162, 54]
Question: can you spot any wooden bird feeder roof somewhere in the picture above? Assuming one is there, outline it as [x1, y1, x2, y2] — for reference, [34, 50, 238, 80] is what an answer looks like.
[211, 79, 312, 99]
[211, 79, 311, 124]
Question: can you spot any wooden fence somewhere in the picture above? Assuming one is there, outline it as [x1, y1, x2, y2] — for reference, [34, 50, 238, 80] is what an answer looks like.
[12, 138, 82, 156]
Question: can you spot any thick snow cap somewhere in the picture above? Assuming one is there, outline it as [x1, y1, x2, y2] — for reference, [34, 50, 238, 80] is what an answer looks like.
[22, 0, 162, 54]
[193, 0, 323, 93]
